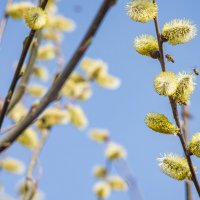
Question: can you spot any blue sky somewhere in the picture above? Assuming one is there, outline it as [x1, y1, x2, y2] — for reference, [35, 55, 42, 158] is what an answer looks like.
[0, 0, 200, 199]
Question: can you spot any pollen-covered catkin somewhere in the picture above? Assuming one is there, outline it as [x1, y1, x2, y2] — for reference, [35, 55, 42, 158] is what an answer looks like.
[154, 72, 178, 96]
[172, 72, 195, 105]
[158, 154, 192, 180]
[145, 112, 179, 134]
[24, 7, 47, 30]
[162, 19, 197, 45]
[126, 0, 158, 23]
[134, 34, 158, 57]
[189, 132, 200, 157]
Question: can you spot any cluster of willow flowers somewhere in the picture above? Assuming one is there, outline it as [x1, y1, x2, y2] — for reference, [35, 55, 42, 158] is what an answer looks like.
[89, 129, 128, 199]
[126, 0, 200, 183]
[0, 0, 121, 198]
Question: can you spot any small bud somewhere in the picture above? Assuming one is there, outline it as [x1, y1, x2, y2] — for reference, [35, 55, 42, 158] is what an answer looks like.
[145, 112, 179, 134]
[126, 0, 158, 23]
[134, 34, 159, 57]
[89, 129, 109, 143]
[105, 143, 127, 160]
[172, 72, 195, 105]
[93, 165, 108, 178]
[108, 176, 127, 191]
[162, 19, 197, 45]
[158, 153, 192, 180]
[93, 181, 111, 199]
[24, 7, 47, 30]
[0, 158, 25, 175]
[154, 72, 178, 96]
[189, 132, 200, 157]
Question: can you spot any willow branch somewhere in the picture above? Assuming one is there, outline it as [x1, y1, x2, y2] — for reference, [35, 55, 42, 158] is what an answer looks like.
[0, 0, 13, 45]
[24, 130, 49, 200]
[114, 159, 143, 200]
[7, 31, 42, 113]
[153, 0, 200, 196]
[182, 105, 193, 200]
[0, 0, 117, 152]
[0, 0, 49, 130]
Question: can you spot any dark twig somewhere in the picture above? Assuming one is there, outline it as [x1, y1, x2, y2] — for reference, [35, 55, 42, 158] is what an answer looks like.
[153, 0, 200, 196]
[0, 0, 49, 130]
[0, 0, 117, 152]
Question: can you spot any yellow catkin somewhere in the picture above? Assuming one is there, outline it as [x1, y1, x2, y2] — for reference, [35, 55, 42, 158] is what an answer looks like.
[89, 129, 109, 143]
[108, 176, 127, 191]
[145, 112, 179, 134]
[24, 7, 47, 30]
[126, 0, 158, 23]
[0, 158, 25, 175]
[17, 128, 38, 149]
[189, 132, 200, 157]
[158, 154, 192, 180]
[162, 19, 197, 45]
[154, 71, 178, 96]
[67, 104, 88, 129]
[27, 84, 47, 97]
[93, 165, 108, 179]
[36, 107, 70, 130]
[105, 143, 127, 160]
[134, 34, 158, 57]
[172, 72, 195, 105]
[93, 181, 111, 199]
[6, 2, 33, 19]
[37, 44, 57, 60]
[33, 66, 49, 82]
[61, 73, 92, 101]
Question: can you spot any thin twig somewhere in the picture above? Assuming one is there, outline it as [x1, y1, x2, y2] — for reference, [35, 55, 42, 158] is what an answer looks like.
[0, 0, 13, 45]
[7, 31, 42, 113]
[182, 105, 193, 200]
[0, 0, 117, 152]
[0, 0, 49, 130]
[24, 130, 49, 200]
[153, 0, 200, 196]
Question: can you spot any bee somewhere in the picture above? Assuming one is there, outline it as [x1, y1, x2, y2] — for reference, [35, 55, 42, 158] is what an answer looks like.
[193, 68, 199, 76]
[165, 54, 175, 63]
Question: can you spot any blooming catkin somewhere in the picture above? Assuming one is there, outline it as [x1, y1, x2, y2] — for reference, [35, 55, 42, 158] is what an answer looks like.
[24, 7, 47, 30]
[126, 0, 158, 23]
[154, 72, 178, 96]
[162, 19, 197, 45]
[158, 154, 192, 180]
[189, 132, 200, 157]
[134, 34, 158, 57]
[172, 72, 195, 105]
[145, 113, 179, 134]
